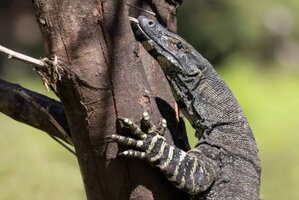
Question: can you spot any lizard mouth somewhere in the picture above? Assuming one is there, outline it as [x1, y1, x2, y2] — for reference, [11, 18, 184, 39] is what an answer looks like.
[129, 16, 157, 52]
[129, 16, 181, 71]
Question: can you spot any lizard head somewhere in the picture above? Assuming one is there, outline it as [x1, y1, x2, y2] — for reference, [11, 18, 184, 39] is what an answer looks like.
[131, 16, 245, 132]
[132, 15, 205, 79]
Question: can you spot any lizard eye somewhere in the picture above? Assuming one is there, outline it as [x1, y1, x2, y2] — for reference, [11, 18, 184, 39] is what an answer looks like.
[148, 20, 154, 27]
[176, 42, 184, 50]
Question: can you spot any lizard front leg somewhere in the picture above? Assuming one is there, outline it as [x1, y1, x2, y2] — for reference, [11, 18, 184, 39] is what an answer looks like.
[111, 112, 218, 196]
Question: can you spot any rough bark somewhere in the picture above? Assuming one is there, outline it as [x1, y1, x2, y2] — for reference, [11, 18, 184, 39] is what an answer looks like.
[30, 0, 187, 199]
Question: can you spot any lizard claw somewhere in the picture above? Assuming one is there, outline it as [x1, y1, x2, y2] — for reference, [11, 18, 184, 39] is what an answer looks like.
[140, 111, 156, 134]
[156, 118, 167, 136]
[140, 112, 167, 137]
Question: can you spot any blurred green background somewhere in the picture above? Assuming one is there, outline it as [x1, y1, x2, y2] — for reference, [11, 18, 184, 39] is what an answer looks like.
[0, 0, 299, 199]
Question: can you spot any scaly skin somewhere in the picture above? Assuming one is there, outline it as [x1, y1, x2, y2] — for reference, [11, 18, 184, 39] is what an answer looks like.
[111, 16, 261, 199]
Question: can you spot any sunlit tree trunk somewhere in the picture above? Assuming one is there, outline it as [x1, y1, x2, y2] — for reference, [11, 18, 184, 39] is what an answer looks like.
[31, 0, 187, 199]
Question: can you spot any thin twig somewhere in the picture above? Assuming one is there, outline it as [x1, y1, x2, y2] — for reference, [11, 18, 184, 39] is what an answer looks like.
[0, 45, 46, 68]
[47, 134, 76, 156]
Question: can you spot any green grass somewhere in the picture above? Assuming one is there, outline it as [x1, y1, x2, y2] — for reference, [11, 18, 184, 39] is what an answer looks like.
[0, 114, 85, 200]
[1, 58, 299, 199]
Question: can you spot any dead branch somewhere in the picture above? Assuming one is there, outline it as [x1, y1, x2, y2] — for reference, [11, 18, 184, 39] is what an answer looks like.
[0, 45, 46, 68]
[0, 79, 73, 147]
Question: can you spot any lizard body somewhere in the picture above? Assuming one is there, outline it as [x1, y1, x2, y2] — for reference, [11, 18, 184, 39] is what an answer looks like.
[112, 16, 260, 199]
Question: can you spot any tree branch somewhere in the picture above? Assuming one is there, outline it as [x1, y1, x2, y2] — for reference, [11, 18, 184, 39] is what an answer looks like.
[0, 79, 72, 145]
[0, 45, 46, 68]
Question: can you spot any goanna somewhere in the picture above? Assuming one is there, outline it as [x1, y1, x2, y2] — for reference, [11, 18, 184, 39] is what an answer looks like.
[111, 16, 261, 200]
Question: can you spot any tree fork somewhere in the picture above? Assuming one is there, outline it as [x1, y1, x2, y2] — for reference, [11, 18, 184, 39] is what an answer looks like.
[33, 0, 187, 199]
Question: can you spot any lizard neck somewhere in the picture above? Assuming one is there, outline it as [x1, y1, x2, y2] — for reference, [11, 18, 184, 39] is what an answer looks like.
[166, 62, 244, 134]
[132, 15, 246, 135]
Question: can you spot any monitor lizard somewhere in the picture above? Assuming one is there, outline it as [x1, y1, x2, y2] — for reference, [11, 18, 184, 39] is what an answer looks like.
[111, 16, 261, 200]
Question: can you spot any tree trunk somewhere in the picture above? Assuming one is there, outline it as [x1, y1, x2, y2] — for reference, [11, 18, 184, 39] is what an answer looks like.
[32, 0, 188, 199]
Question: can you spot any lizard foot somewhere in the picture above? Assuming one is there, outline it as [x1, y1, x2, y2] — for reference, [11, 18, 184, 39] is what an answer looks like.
[111, 112, 168, 162]
[111, 112, 212, 195]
